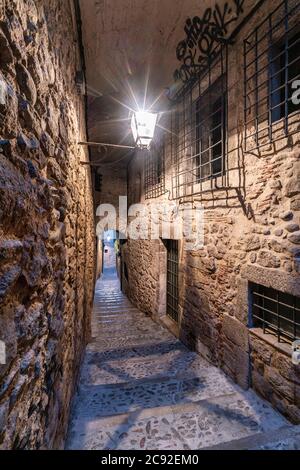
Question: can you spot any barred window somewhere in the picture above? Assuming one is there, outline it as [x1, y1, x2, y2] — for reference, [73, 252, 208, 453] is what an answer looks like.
[194, 76, 226, 183]
[250, 283, 300, 344]
[270, 31, 300, 123]
[244, 0, 300, 149]
[144, 139, 166, 199]
[171, 45, 228, 199]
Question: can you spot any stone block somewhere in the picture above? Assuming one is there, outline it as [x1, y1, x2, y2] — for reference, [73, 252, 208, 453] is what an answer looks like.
[291, 197, 300, 211]
[16, 63, 37, 105]
[0, 240, 23, 261]
[257, 250, 280, 268]
[268, 238, 283, 253]
[0, 265, 21, 300]
[0, 31, 13, 67]
[249, 334, 273, 364]
[245, 265, 300, 298]
[222, 342, 250, 390]
[279, 210, 293, 221]
[222, 314, 249, 351]
[285, 223, 299, 233]
[285, 405, 300, 424]
[252, 370, 273, 401]
[265, 366, 295, 401]
[284, 178, 300, 197]
[288, 231, 300, 244]
[271, 352, 300, 385]
[243, 235, 261, 251]
[274, 228, 283, 236]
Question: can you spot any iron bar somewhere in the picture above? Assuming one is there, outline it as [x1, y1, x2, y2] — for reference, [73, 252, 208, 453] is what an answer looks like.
[166, 240, 179, 323]
[243, 0, 300, 150]
[144, 139, 166, 199]
[171, 43, 228, 199]
[78, 141, 135, 149]
[251, 282, 300, 344]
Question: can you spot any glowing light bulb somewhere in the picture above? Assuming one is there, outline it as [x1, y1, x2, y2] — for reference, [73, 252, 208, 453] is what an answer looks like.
[131, 111, 157, 149]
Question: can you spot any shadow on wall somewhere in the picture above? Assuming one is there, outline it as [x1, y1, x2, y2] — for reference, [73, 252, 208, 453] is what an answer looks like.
[179, 250, 220, 364]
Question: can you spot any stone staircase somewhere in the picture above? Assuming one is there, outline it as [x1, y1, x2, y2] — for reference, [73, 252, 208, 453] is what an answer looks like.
[66, 271, 299, 450]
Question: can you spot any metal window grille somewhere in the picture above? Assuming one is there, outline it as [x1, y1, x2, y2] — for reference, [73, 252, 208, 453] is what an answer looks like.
[171, 44, 228, 199]
[144, 139, 166, 199]
[166, 239, 179, 323]
[243, 0, 300, 150]
[250, 282, 300, 344]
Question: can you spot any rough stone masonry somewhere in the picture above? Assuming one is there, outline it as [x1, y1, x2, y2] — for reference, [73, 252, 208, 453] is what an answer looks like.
[123, 0, 300, 424]
[0, 0, 95, 449]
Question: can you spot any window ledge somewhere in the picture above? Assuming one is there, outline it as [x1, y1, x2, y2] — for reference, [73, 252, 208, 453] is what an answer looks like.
[249, 328, 292, 357]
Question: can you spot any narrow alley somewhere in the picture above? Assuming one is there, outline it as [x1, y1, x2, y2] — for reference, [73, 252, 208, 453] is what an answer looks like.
[66, 266, 295, 450]
[1, 0, 300, 454]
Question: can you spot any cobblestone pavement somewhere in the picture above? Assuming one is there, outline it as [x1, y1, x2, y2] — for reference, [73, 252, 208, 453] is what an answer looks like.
[66, 269, 292, 450]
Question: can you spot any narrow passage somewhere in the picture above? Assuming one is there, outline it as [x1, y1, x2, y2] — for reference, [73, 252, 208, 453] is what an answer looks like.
[67, 269, 289, 450]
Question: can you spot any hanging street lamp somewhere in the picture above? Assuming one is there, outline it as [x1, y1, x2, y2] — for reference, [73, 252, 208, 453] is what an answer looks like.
[78, 110, 158, 164]
[130, 111, 158, 149]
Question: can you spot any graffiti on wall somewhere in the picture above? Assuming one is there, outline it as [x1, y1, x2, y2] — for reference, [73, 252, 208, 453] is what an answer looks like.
[174, 0, 245, 84]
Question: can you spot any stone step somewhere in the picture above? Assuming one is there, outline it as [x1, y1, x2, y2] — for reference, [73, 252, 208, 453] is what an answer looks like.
[92, 313, 153, 322]
[85, 340, 188, 360]
[91, 323, 165, 336]
[80, 349, 210, 385]
[92, 310, 144, 317]
[94, 304, 143, 309]
[67, 391, 287, 450]
[88, 335, 176, 351]
[202, 424, 300, 450]
[92, 316, 154, 325]
[90, 327, 174, 342]
[94, 317, 148, 324]
[74, 371, 237, 417]
[67, 273, 289, 451]
[94, 302, 137, 306]
[95, 302, 131, 304]
[93, 308, 140, 313]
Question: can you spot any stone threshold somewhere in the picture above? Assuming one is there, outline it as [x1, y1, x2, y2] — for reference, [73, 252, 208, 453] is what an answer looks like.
[159, 314, 180, 338]
[202, 424, 300, 450]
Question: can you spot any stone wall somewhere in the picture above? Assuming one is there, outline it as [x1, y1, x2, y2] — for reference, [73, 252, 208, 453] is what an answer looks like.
[122, 239, 161, 317]
[124, 0, 300, 423]
[0, 0, 95, 449]
[93, 164, 127, 213]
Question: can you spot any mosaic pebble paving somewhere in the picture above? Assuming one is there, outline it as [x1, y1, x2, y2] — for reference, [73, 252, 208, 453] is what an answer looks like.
[66, 270, 289, 450]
